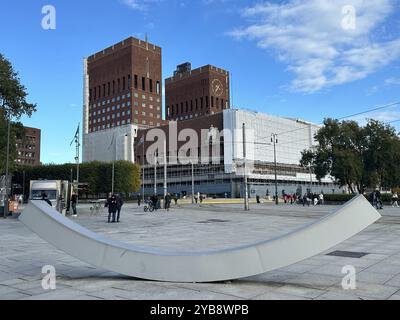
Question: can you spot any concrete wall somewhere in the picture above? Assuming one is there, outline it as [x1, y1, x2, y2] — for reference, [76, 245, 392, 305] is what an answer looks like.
[83, 124, 138, 163]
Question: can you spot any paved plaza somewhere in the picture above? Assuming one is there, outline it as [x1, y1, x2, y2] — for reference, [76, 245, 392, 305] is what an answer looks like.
[1, 202, 400, 300]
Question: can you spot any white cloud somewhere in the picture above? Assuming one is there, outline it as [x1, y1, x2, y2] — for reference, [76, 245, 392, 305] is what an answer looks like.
[229, 0, 400, 93]
[121, 0, 162, 11]
[385, 77, 400, 86]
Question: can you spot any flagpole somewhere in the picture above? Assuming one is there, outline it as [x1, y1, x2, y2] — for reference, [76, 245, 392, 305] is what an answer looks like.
[77, 124, 80, 207]
[70, 124, 80, 213]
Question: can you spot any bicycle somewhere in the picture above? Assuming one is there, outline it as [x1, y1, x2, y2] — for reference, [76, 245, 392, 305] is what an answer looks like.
[144, 202, 155, 213]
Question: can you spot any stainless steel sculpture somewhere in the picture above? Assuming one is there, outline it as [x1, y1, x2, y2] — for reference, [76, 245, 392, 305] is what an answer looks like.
[19, 195, 380, 283]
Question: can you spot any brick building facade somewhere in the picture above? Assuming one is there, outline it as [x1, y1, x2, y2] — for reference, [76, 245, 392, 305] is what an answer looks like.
[16, 126, 41, 166]
[165, 63, 230, 121]
[87, 37, 165, 131]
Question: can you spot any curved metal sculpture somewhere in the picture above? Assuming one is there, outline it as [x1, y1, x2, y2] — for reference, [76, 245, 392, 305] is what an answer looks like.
[19, 195, 380, 283]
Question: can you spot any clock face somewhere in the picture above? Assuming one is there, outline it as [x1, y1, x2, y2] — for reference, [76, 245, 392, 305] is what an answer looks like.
[212, 79, 224, 97]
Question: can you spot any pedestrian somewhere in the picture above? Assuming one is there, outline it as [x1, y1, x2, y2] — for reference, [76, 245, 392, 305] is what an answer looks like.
[116, 194, 124, 222]
[319, 193, 324, 205]
[313, 194, 319, 206]
[71, 193, 78, 216]
[174, 195, 178, 206]
[164, 193, 172, 211]
[256, 195, 261, 204]
[375, 190, 383, 210]
[392, 192, 399, 208]
[41, 193, 52, 207]
[106, 194, 118, 223]
[151, 194, 158, 211]
[138, 196, 142, 207]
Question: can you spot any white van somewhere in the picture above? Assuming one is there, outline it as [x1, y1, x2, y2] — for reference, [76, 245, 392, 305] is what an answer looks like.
[29, 180, 72, 214]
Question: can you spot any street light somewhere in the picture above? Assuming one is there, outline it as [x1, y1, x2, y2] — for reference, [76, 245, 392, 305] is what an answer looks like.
[3, 119, 11, 219]
[271, 133, 279, 205]
[243, 123, 249, 211]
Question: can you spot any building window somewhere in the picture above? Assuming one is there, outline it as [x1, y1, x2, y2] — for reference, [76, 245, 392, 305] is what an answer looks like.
[134, 75, 138, 89]
[181, 103, 184, 113]
[142, 77, 146, 91]
[113, 80, 115, 94]
[206, 96, 209, 108]
[108, 82, 110, 96]
[156, 81, 160, 95]
[118, 79, 121, 92]
[149, 79, 153, 93]
[103, 84, 106, 97]
[128, 75, 131, 89]
[186, 101, 188, 113]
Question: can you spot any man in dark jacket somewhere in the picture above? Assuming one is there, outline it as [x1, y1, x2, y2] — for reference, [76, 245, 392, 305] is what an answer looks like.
[116, 194, 124, 222]
[164, 193, 172, 212]
[71, 193, 78, 216]
[41, 193, 52, 207]
[106, 194, 118, 223]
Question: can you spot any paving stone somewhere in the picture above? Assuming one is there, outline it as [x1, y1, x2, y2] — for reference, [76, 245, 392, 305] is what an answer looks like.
[2, 202, 400, 300]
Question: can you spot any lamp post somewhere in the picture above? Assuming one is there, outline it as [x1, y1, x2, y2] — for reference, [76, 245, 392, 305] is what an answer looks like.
[142, 140, 145, 203]
[154, 151, 157, 196]
[3, 119, 11, 219]
[243, 123, 249, 211]
[271, 133, 279, 205]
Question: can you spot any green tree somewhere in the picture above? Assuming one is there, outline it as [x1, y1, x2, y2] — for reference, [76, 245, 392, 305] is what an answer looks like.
[300, 118, 400, 193]
[12, 161, 141, 199]
[0, 54, 37, 174]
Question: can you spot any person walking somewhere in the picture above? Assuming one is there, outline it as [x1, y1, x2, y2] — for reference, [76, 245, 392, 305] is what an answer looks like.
[71, 193, 78, 216]
[375, 190, 383, 210]
[319, 193, 324, 205]
[392, 192, 399, 208]
[41, 193, 52, 207]
[138, 196, 142, 207]
[164, 193, 172, 212]
[151, 194, 158, 211]
[106, 194, 118, 223]
[116, 194, 124, 222]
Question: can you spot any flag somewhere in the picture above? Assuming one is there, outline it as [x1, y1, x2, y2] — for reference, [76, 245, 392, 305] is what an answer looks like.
[108, 133, 116, 151]
[70, 124, 80, 146]
[137, 135, 145, 146]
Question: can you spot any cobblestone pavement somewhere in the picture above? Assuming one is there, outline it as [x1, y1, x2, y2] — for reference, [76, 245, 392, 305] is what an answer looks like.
[1, 202, 400, 300]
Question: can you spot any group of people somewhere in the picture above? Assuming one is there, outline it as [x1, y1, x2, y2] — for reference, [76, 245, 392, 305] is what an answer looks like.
[302, 193, 324, 206]
[368, 190, 400, 210]
[141, 193, 175, 212]
[105, 193, 124, 223]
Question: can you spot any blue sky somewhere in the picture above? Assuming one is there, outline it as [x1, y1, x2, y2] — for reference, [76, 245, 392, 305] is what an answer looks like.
[1, 0, 399, 164]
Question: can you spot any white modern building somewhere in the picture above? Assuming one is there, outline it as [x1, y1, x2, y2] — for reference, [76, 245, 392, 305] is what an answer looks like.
[137, 109, 340, 198]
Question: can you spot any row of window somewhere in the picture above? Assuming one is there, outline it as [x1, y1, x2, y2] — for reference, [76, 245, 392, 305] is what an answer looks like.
[90, 75, 160, 101]
[89, 110, 161, 125]
[18, 151, 36, 158]
[167, 96, 227, 117]
[89, 102, 161, 118]
[89, 93, 161, 109]
[89, 119, 161, 132]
